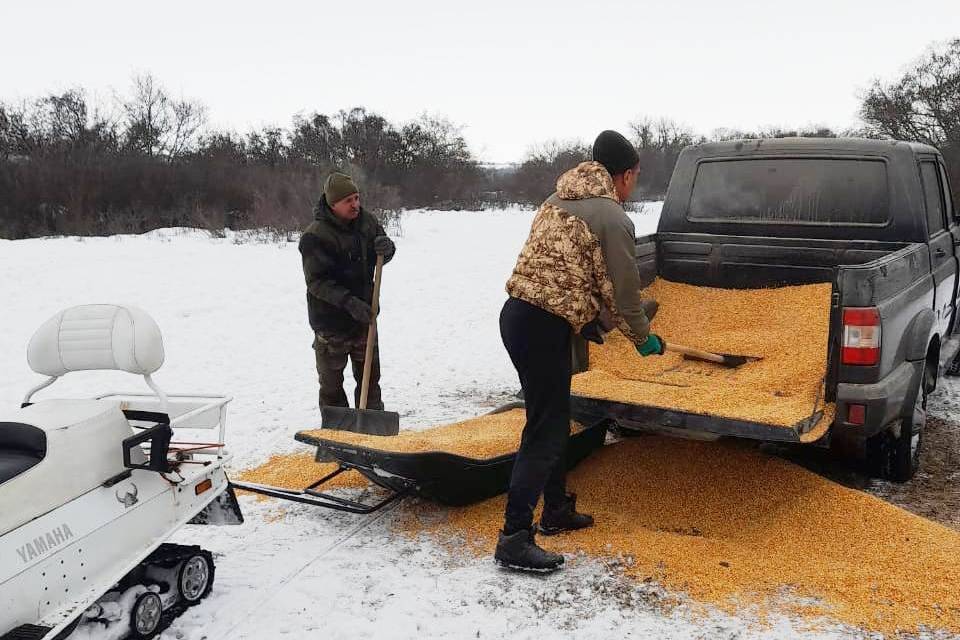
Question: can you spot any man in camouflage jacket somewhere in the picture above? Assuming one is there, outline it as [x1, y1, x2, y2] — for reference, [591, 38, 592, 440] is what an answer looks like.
[494, 131, 665, 573]
[299, 172, 396, 410]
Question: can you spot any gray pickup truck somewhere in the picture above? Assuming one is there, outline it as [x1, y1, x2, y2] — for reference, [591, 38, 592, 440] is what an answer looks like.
[572, 138, 960, 481]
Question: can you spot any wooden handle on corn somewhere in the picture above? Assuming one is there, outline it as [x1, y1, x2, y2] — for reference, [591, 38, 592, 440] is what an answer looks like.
[667, 342, 726, 364]
[359, 254, 384, 410]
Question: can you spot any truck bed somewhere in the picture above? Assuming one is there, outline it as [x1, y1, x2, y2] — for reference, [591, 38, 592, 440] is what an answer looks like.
[571, 277, 835, 442]
[572, 233, 929, 443]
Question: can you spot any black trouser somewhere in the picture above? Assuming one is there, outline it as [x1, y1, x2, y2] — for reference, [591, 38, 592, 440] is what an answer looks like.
[313, 331, 383, 410]
[500, 297, 572, 534]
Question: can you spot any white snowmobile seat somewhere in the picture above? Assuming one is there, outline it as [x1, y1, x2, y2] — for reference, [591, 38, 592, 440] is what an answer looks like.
[1, 304, 165, 534]
[0, 422, 46, 484]
[0, 400, 138, 536]
[28, 304, 164, 377]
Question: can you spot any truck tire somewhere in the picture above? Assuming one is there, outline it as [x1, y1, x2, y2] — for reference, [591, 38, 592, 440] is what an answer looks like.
[868, 387, 926, 482]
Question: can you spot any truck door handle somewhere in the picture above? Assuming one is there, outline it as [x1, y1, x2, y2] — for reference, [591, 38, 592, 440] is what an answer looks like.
[936, 248, 947, 258]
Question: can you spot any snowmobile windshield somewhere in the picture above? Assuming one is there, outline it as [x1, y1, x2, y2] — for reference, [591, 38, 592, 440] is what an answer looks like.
[687, 158, 890, 226]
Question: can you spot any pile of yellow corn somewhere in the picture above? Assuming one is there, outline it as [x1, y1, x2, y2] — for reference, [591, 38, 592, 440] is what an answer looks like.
[572, 278, 834, 436]
[400, 435, 960, 636]
[236, 452, 365, 492]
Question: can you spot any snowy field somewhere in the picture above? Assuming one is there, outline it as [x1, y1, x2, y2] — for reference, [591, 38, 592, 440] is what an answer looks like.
[1, 205, 955, 639]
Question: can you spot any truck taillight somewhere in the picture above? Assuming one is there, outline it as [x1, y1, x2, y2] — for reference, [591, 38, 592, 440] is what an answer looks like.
[842, 307, 881, 366]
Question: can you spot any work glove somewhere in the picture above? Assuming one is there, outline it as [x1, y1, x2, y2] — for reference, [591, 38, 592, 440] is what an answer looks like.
[636, 333, 666, 357]
[344, 296, 373, 324]
[374, 235, 395, 257]
[579, 319, 605, 345]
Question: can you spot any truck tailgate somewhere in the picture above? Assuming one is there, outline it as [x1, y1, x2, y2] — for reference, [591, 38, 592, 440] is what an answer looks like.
[570, 396, 831, 443]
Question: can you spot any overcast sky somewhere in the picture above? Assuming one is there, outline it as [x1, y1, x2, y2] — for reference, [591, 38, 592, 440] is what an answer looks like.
[3, 1, 958, 163]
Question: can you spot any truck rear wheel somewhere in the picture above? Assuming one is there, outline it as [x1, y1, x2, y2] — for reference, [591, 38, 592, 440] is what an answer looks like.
[868, 388, 926, 482]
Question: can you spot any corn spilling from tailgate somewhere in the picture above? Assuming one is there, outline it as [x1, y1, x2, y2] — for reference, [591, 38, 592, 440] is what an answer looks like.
[399, 435, 960, 636]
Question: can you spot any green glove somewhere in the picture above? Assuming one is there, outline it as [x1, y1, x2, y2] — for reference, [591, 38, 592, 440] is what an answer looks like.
[636, 334, 665, 356]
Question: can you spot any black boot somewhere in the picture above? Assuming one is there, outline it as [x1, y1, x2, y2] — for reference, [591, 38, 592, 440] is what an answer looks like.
[494, 528, 564, 573]
[539, 493, 594, 536]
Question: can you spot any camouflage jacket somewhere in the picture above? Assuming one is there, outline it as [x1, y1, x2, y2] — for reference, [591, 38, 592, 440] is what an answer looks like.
[299, 196, 394, 336]
[506, 161, 651, 344]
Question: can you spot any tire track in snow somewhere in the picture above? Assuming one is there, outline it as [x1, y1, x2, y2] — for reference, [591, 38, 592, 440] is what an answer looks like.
[210, 498, 405, 639]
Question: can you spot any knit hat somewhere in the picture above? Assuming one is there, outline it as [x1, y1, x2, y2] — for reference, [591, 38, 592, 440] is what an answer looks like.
[592, 130, 640, 176]
[324, 172, 359, 205]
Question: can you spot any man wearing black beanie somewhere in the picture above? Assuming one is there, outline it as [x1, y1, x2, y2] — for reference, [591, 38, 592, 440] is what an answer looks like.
[593, 129, 642, 178]
[496, 130, 665, 572]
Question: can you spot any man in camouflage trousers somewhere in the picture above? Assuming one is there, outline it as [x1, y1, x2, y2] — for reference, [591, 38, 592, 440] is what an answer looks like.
[495, 131, 665, 573]
[299, 172, 396, 410]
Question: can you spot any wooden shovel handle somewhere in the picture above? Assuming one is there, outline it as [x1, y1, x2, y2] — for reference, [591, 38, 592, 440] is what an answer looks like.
[667, 342, 726, 364]
[359, 254, 384, 410]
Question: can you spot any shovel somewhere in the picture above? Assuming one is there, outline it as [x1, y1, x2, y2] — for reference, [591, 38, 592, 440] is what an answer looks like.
[668, 342, 760, 368]
[638, 299, 759, 368]
[320, 253, 400, 436]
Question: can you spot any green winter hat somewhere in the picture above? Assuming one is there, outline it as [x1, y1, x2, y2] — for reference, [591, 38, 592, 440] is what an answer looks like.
[324, 172, 359, 205]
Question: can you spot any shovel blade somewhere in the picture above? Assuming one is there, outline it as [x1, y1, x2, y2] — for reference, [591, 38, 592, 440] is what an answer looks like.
[682, 353, 762, 368]
[718, 353, 762, 368]
[320, 406, 401, 436]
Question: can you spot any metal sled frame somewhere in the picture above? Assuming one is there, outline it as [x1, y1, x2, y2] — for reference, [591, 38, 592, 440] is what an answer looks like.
[233, 464, 412, 514]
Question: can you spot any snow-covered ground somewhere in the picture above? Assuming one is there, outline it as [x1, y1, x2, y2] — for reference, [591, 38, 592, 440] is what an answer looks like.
[2, 204, 950, 639]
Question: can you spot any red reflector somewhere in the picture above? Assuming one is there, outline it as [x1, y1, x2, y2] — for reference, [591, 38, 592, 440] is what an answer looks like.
[847, 403, 866, 425]
[841, 346, 880, 365]
[195, 479, 213, 495]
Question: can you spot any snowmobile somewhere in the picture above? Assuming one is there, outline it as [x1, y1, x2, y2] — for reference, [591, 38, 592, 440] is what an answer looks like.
[0, 305, 243, 640]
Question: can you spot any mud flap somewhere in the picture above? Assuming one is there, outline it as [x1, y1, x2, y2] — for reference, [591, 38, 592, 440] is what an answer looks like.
[189, 484, 244, 525]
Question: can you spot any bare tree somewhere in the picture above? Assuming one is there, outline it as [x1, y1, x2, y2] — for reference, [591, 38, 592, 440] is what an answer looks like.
[166, 97, 206, 157]
[289, 112, 341, 167]
[861, 39, 960, 185]
[0, 102, 31, 159]
[628, 117, 701, 198]
[121, 73, 205, 157]
[39, 90, 88, 143]
[246, 127, 287, 167]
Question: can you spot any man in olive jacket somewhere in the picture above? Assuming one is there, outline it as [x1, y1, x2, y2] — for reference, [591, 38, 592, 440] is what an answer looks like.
[299, 172, 396, 410]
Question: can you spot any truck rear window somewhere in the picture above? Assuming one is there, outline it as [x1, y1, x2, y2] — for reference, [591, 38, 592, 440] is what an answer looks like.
[688, 158, 889, 225]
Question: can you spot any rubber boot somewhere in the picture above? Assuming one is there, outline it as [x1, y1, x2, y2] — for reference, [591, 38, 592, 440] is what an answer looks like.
[494, 528, 564, 573]
[539, 493, 594, 536]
